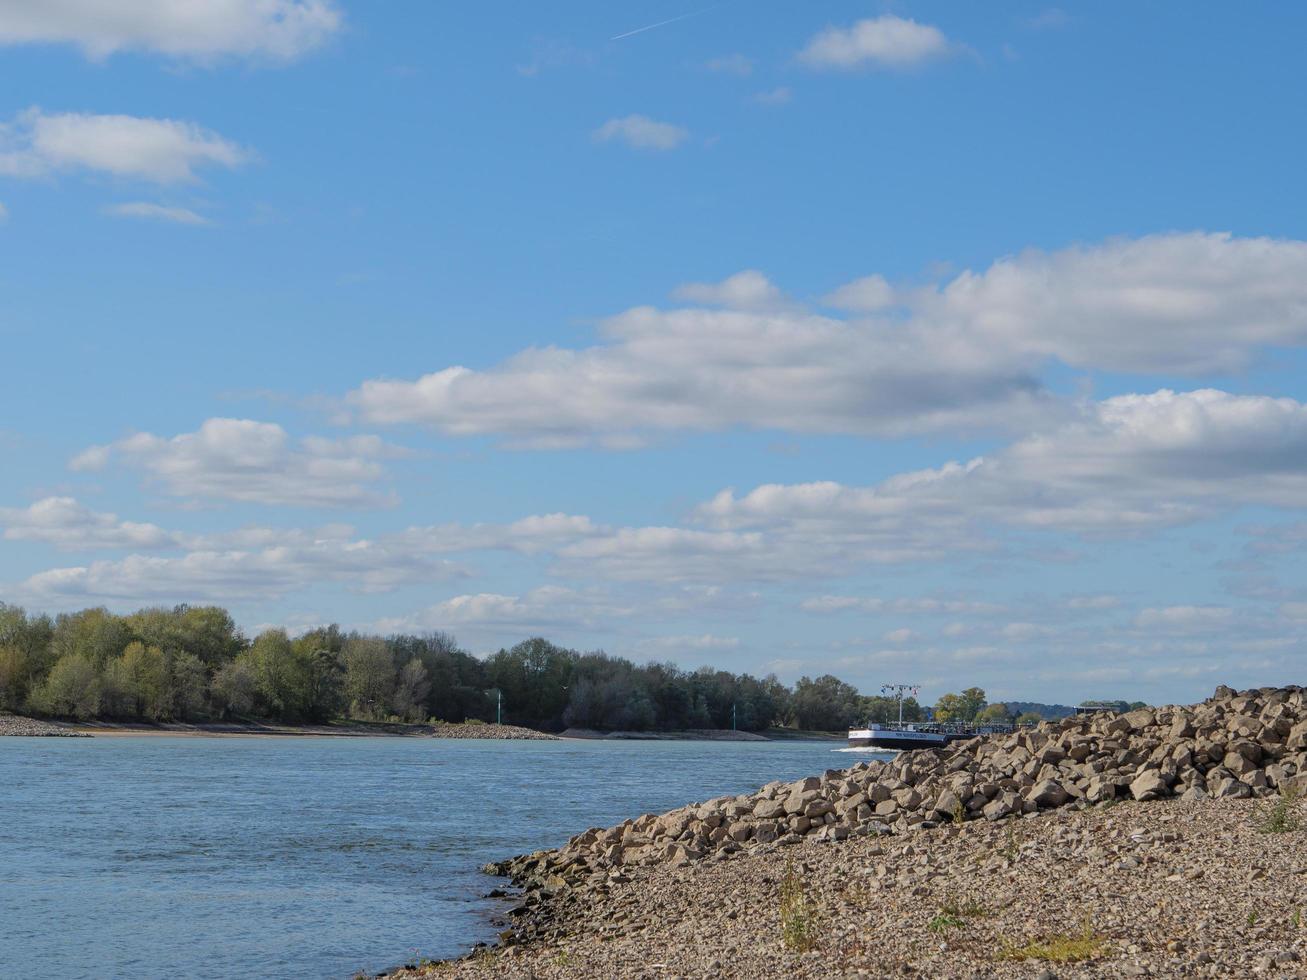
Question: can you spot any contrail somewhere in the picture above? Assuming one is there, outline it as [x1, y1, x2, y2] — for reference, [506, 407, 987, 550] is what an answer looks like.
[610, 6, 717, 41]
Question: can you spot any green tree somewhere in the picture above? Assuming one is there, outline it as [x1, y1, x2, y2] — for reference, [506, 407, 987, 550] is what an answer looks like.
[977, 702, 1010, 724]
[0, 645, 30, 711]
[211, 658, 257, 718]
[246, 629, 309, 721]
[791, 675, 862, 731]
[50, 608, 132, 669]
[1016, 711, 1042, 725]
[119, 642, 171, 720]
[342, 637, 395, 719]
[30, 654, 101, 719]
[392, 658, 431, 722]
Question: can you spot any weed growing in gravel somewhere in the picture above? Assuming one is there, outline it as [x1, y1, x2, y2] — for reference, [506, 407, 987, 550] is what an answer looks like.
[997, 925, 1108, 963]
[927, 894, 988, 933]
[952, 798, 966, 825]
[928, 911, 967, 932]
[1290, 908, 1301, 930]
[779, 857, 819, 952]
[1254, 786, 1302, 834]
[999, 819, 1021, 861]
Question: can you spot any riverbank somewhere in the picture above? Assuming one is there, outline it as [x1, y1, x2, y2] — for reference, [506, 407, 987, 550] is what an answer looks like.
[397, 796, 1306, 978]
[560, 728, 770, 742]
[394, 684, 1306, 978]
[0, 716, 557, 740]
[0, 713, 90, 737]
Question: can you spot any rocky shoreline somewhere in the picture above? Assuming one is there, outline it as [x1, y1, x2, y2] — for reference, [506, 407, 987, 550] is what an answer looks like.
[431, 723, 558, 741]
[0, 714, 90, 737]
[393, 684, 1306, 978]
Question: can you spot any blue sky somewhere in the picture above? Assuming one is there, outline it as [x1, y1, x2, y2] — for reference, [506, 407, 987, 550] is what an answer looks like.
[3, 1, 1307, 706]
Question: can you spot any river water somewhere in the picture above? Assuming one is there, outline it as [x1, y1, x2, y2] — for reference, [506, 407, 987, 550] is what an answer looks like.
[0, 736, 884, 979]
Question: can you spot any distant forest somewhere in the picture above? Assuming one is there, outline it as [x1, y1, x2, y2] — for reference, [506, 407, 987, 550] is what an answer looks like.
[0, 602, 1065, 732]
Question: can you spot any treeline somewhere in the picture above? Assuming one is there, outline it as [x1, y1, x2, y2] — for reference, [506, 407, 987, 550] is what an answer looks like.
[0, 603, 920, 732]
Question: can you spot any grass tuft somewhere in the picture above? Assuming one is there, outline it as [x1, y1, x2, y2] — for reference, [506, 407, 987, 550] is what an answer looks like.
[779, 856, 819, 952]
[1254, 786, 1302, 834]
[997, 925, 1108, 963]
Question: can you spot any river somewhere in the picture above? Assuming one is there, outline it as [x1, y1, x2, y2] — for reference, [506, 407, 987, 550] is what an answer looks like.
[0, 736, 886, 979]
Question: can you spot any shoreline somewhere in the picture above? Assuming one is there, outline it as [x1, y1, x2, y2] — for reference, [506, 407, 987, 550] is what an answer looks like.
[391, 684, 1307, 979]
[4, 714, 842, 742]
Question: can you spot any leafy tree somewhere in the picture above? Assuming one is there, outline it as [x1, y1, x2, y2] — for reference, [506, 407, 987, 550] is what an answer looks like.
[791, 675, 862, 731]
[120, 642, 171, 720]
[0, 645, 30, 711]
[342, 637, 395, 719]
[211, 659, 258, 718]
[50, 608, 132, 669]
[977, 702, 1011, 724]
[246, 630, 308, 721]
[1016, 711, 1043, 725]
[30, 654, 101, 719]
[392, 658, 431, 722]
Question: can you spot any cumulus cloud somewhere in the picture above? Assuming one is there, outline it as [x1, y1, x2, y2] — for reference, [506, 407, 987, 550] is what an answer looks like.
[592, 114, 688, 151]
[801, 596, 1006, 615]
[0, 497, 178, 550]
[72, 418, 406, 507]
[1133, 605, 1235, 633]
[103, 201, 208, 224]
[798, 15, 952, 71]
[348, 301, 1049, 448]
[0, 109, 248, 183]
[822, 273, 895, 311]
[346, 233, 1307, 449]
[16, 536, 464, 605]
[671, 270, 791, 311]
[700, 388, 1307, 541]
[374, 586, 633, 637]
[919, 232, 1307, 373]
[0, 0, 342, 62]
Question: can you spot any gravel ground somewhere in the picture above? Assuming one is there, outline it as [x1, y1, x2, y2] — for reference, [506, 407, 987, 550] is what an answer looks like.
[396, 796, 1307, 979]
[0, 713, 89, 736]
[430, 723, 558, 740]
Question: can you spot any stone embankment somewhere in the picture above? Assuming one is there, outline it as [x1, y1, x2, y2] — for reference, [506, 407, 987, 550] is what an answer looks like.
[0, 714, 90, 737]
[491, 686, 1305, 890]
[430, 723, 558, 741]
[390, 685, 1307, 978]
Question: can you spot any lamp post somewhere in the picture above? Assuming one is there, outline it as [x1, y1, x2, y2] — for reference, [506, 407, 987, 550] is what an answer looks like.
[880, 684, 920, 726]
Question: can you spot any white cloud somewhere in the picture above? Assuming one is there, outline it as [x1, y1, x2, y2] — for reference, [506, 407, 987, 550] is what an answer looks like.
[653, 633, 740, 650]
[823, 273, 894, 311]
[375, 586, 633, 637]
[798, 15, 952, 71]
[346, 233, 1307, 449]
[752, 87, 793, 107]
[103, 201, 208, 225]
[0, 0, 342, 62]
[801, 596, 1005, 615]
[0, 497, 178, 550]
[0, 201, 7, 221]
[348, 299, 1049, 448]
[920, 232, 1307, 374]
[701, 389, 1307, 540]
[671, 270, 790, 311]
[73, 418, 405, 507]
[706, 53, 752, 76]
[1133, 605, 1235, 633]
[0, 109, 248, 183]
[882, 627, 915, 644]
[592, 114, 689, 151]
[16, 536, 464, 605]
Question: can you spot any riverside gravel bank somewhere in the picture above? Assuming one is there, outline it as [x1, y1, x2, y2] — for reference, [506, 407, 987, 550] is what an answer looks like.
[395, 684, 1307, 979]
[0, 714, 89, 736]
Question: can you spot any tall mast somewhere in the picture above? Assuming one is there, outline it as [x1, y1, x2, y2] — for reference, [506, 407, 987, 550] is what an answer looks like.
[880, 683, 921, 725]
